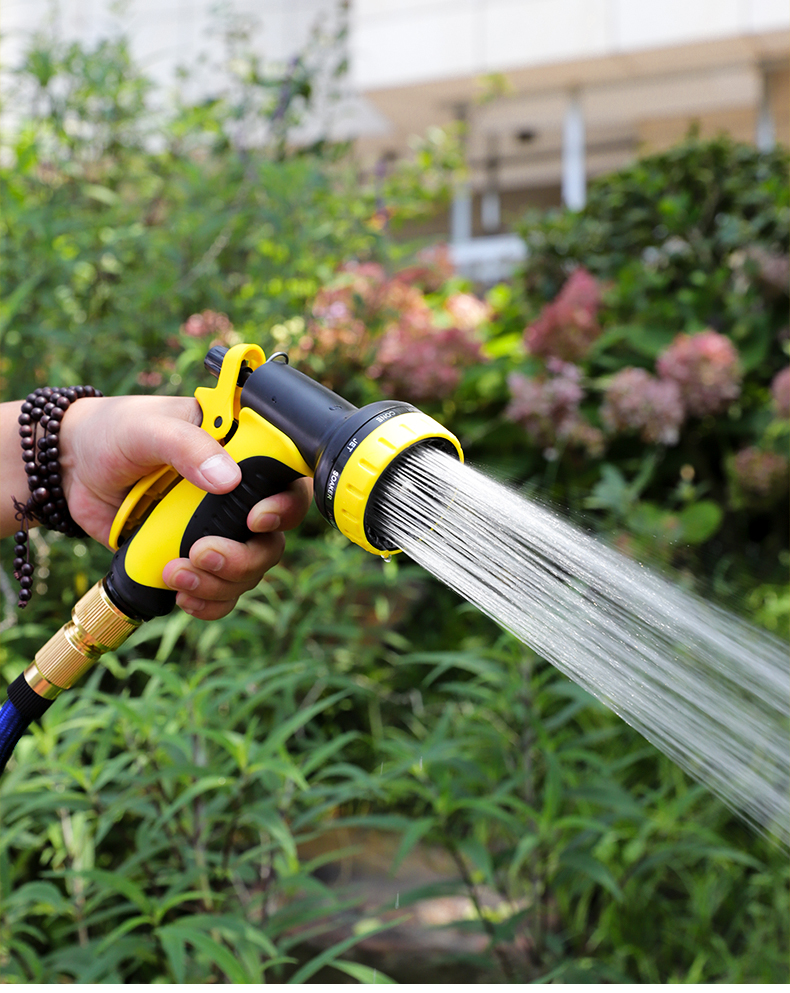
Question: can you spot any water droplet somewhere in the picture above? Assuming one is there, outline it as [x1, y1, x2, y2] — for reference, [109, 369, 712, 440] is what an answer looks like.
[380, 553, 392, 563]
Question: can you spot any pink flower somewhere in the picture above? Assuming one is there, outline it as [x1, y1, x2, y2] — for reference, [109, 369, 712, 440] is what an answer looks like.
[369, 316, 482, 402]
[444, 292, 492, 331]
[395, 243, 455, 292]
[770, 367, 790, 419]
[337, 260, 387, 305]
[732, 447, 789, 501]
[657, 329, 741, 418]
[524, 267, 602, 362]
[137, 370, 163, 388]
[180, 310, 234, 340]
[601, 367, 685, 445]
[505, 361, 602, 456]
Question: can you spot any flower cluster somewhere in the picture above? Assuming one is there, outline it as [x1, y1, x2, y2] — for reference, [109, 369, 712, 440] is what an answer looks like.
[524, 267, 602, 362]
[444, 292, 492, 331]
[505, 360, 603, 457]
[731, 447, 789, 501]
[304, 284, 370, 357]
[394, 243, 455, 292]
[771, 366, 790, 419]
[180, 310, 235, 342]
[656, 329, 742, 418]
[301, 254, 487, 401]
[601, 368, 685, 445]
[369, 318, 482, 403]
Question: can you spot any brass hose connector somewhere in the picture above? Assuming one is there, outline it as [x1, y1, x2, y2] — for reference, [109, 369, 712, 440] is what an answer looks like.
[24, 580, 141, 699]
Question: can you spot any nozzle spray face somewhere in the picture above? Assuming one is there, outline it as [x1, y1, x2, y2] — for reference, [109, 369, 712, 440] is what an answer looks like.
[314, 406, 464, 555]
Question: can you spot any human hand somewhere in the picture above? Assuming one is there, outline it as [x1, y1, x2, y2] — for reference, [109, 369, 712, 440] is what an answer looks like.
[57, 394, 312, 620]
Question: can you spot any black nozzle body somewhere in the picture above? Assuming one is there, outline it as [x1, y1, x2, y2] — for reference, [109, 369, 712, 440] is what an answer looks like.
[240, 361, 358, 468]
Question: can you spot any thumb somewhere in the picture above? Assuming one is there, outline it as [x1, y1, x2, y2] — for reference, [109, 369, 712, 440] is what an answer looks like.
[128, 401, 242, 494]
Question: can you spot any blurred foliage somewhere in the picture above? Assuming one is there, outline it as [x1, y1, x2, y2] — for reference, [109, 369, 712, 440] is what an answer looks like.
[1, 27, 789, 986]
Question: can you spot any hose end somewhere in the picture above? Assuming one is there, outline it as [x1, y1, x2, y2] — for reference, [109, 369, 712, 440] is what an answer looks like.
[26, 579, 141, 698]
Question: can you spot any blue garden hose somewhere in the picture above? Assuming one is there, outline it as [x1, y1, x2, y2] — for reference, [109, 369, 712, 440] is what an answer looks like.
[0, 676, 53, 773]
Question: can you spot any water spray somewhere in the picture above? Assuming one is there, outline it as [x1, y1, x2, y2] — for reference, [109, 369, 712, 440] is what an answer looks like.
[0, 342, 462, 768]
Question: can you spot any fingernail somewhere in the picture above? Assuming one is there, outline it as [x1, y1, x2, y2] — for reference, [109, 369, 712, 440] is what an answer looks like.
[172, 569, 199, 591]
[198, 550, 224, 572]
[179, 594, 206, 616]
[199, 454, 240, 488]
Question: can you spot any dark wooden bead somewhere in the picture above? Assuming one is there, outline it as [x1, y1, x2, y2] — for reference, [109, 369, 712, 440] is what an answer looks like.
[55, 498, 66, 508]
[33, 487, 49, 503]
[14, 530, 26, 543]
[48, 473, 62, 486]
[42, 502, 55, 516]
[18, 590, 31, 603]
[46, 447, 59, 460]
[51, 486, 63, 498]
[73, 386, 85, 397]
[19, 576, 32, 590]
[25, 463, 38, 476]
[50, 407, 64, 420]
[21, 401, 33, 414]
[22, 450, 35, 462]
[18, 413, 32, 425]
[19, 424, 33, 437]
[19, 563, 33, 577]
[49, 420, 60, 433]
[56, 396, 70, 409]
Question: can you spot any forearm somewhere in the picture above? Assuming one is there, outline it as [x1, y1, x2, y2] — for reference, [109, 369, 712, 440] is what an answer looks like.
[1, 401, 30, 538]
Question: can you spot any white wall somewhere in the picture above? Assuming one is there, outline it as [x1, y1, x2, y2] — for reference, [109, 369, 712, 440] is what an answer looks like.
[351, 0, 790, 90]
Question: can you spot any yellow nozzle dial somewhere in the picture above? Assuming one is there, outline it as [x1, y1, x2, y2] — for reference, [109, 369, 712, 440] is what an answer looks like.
[332, 410, 463, 555]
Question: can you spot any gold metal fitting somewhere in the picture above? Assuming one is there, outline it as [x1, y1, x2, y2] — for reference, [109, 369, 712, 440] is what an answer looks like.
[25, 579, 141, 696]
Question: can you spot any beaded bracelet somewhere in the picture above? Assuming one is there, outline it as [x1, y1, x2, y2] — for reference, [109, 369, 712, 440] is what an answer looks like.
[12, 385, 103, 608]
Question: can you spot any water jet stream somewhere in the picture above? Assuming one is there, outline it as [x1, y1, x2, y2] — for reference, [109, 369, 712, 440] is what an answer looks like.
[370, 447, 790, 847]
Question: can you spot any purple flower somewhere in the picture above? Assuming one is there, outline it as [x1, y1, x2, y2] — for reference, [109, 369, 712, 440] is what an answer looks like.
[506, 362, 603, 456]
[601, 367, 685, 446]
[368, 316, 482, 403]
[524, 268, 602, 362]
[657, 329, 741, 418]
[732, 447, 789, 501]
[770, 367, 790, 419]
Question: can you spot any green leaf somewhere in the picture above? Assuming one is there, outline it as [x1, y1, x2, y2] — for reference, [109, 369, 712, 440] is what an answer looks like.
[83, 183, 120, 205]
[390, 816, 434, 875]
[287, 917, 408, 984]
[0, 270, 43, 338]
[678, 500, 723, 544]
[558, 850, 623, 901]
[332, 959, 398, 983]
